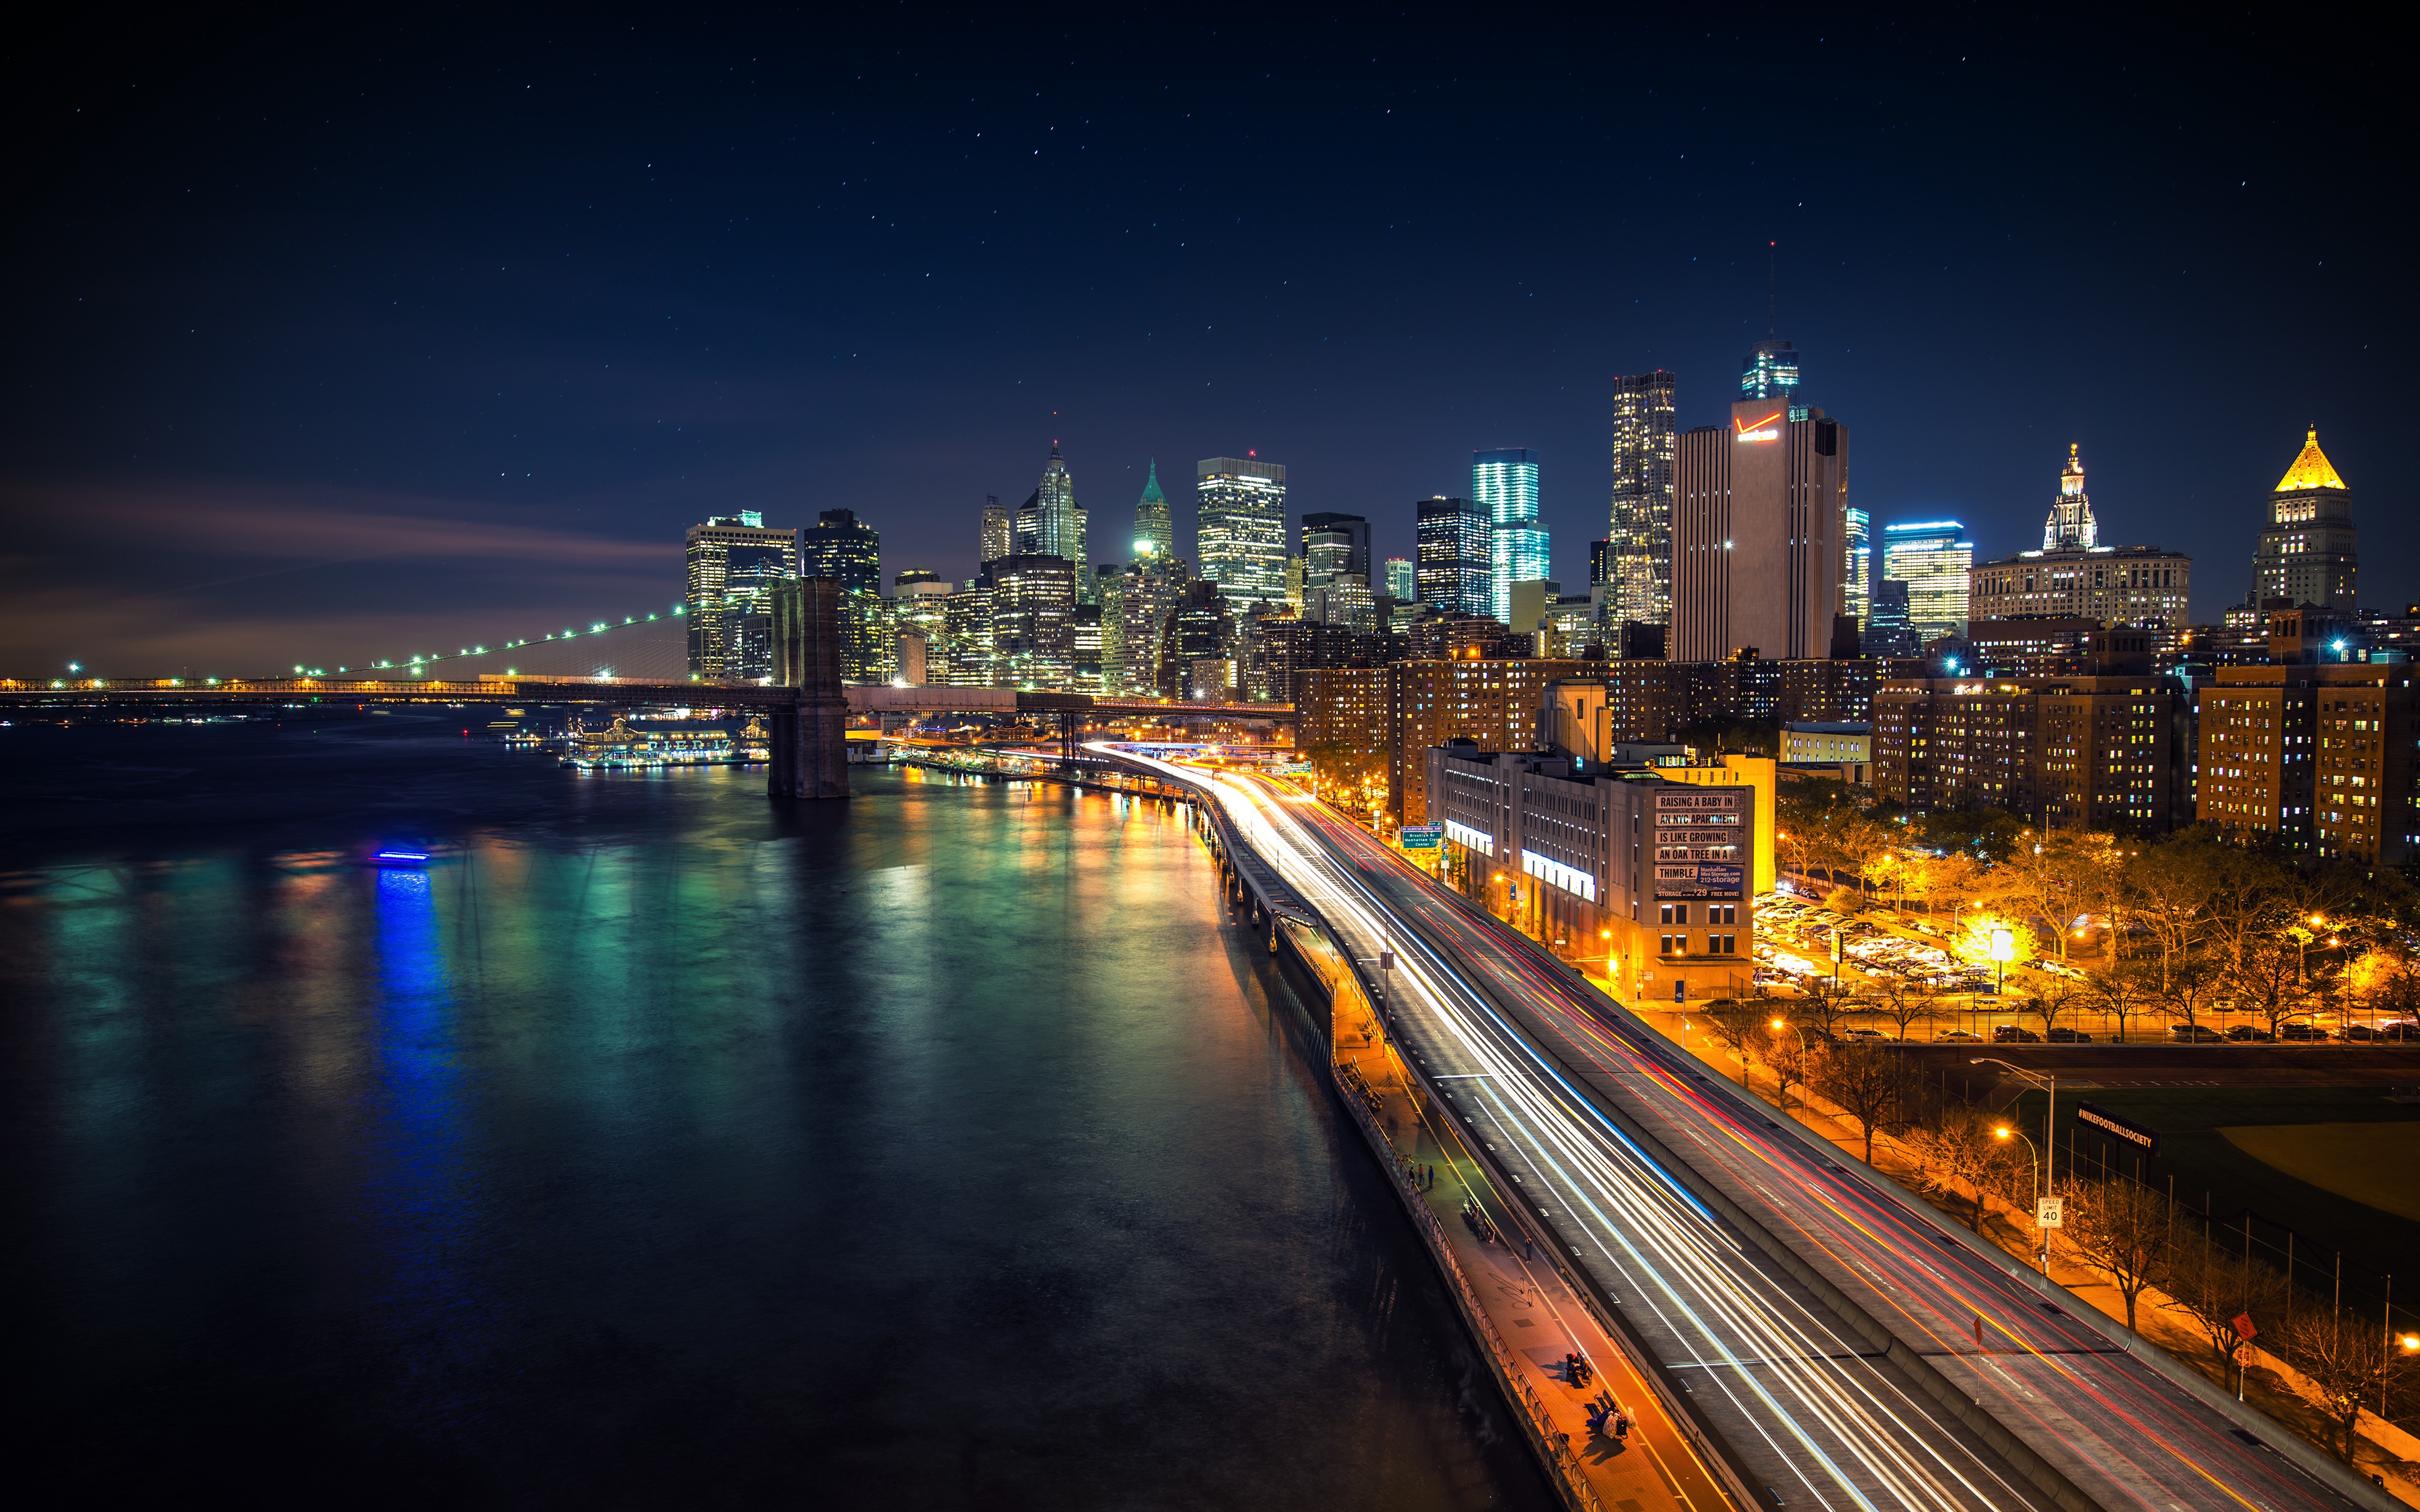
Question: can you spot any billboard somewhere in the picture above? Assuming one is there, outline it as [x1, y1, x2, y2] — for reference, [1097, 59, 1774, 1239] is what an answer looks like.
[2077, 1102, 2160, 1156]
[1655, 862, 1744, 898]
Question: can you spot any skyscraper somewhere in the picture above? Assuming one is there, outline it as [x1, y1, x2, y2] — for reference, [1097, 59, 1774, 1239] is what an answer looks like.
[1473, 448, 1546, 624]
[799, 508, 882, 592]
[979, 493, 1011, 565]
[1415, 496, 1494, 618]
[1119, 553, 1191, 695]
[1740, 337, 1804, 416]
[1843, 507, 1872, 626]
[2044, 444, 2099, 550]
[1881, 522, 1973, 644]
[1383, 558, 1416, 604]
[988, 554, 1078, 689]
[1299, 512, 1371, 583]
[684, 512, 800, 679]
[2255, 428, 2356, 608]
[1608, 370, 1678, 628]
[1862, 579, 1919, 658]
[1671, 367, 1848, 662]
[1132, 460, 1175, 559]
[1196, 455, 1289, 610]
[1021, 444, 1090, 581]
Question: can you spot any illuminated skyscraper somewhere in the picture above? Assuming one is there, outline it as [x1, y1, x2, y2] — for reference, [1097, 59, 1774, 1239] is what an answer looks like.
[1383, 557, 1416, 604]
[1016, 444, 1090, 597]
[988, 554, 1078, 689]
[685, 511, 799, 679]
[1843, 507, 1872, 626]
[2044, 444, 2099, 550]
[1740, 337, 1804, 418]
[1196, 455, 1289, 609]
[799, 508, 882, 592]
[1300, 512, 1371, 583]
[1132, 460, 1175, 559]
[1415, 496, 1493, 618]
[1473, 448, 1545, 624]
[978, 493, 1011, 565]
[1609, 371, 1678, 627]
[1671, 386, 1848, 662]
[2254, 428, 2356, 608]
[1881, 521, 1973, 644]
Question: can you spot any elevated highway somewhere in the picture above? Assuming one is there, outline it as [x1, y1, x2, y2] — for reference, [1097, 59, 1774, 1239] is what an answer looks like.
[1098, 743, 2388, 1512]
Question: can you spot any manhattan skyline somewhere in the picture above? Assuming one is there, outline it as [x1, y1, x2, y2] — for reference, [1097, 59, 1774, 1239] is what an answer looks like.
[1, 9, 2404, 672]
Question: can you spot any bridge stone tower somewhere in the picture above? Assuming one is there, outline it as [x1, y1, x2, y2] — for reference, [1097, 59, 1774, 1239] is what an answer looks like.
[769, 578, 850, 799]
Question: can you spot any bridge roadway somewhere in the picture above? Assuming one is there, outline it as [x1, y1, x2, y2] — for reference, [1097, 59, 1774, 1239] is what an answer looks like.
[1098, 744, 2380, 1512]
[0, 674, 1291, 721]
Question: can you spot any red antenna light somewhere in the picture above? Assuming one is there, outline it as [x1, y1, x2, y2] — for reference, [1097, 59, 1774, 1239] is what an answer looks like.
[1248, 449, 1257, 457]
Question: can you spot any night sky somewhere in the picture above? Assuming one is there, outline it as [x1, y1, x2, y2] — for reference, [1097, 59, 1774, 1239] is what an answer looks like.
[4, 7, 2406, 675]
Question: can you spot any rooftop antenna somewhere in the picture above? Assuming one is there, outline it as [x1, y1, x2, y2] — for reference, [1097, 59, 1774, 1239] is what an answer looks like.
[1767, 240, 1777, 339]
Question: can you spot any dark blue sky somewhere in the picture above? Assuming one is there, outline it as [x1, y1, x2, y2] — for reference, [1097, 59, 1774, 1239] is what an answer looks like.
[4, 6, 2405, 674]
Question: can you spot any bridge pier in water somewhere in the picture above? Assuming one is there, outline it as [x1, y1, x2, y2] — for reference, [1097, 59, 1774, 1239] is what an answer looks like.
[768, 578, 850, 800]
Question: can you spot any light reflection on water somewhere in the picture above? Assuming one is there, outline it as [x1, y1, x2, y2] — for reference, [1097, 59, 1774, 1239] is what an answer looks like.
[3, 719, 1548, 1509]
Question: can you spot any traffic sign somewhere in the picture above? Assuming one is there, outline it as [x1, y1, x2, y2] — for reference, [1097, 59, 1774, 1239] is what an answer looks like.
[2036, 1196, 2063, 1230]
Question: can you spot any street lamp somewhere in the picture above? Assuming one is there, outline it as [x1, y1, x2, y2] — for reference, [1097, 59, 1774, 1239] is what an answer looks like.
[1993, 1124, 2049, 1274]
[1770, 1017, 1808, 1118]
[1973, 1056, 2058, 1211]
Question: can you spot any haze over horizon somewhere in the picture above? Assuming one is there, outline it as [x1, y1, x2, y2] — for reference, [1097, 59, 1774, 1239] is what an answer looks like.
[4, 8, 2406, 674]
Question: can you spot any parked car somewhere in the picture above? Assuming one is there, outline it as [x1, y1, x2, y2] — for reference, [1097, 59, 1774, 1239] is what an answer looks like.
[1993, 1026, 2043, 1043]
[2227, 1025, 2276, 1041]
[2170, 1024, 2225, 1043]
[2046, 1027, 2094, 1043]
[2279, 1021, 2327, 1041]
[1841, 1028, 1894, 1042]
[2378, 1021, 2420, 1042]
[1939, 1029, 1983, 1042]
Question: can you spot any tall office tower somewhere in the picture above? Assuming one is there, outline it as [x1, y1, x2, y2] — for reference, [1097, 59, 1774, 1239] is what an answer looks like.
[1121, 553, 1192, 694]
[685, 511, 800, 679]
[1589, 538, 1612, 587]
[1473, 448, 1546, 624]
[1300, 512, 1371, 583]
[1740, 338, 1804, 418]
[1196, 455, 1289, 609]
[1132, 460, 1175, 559]
[1285, 554, 1306, 614]
[1158, 581, 1239, 701]
[800, 508, 882, 592]
[1415, 496, 1494, 617]
[1843, 507, 1872, 626]
[1384, 558, 1416, 604]
[987, 554, 1078, 689]
[1609, 370, 1678, 627]
[1671, 387, 1848, 662]
[943, 580, 995, 685]
[2044, 444, 2099, 549]
[2255, 428, 2357, 608]
[1017, 443, 1089, 598]
[1303, 527, 1357, 588]
[979, 493, 1011, 565]
[1880, 521, 1974, 643]
[1863, 579, 1920, 658]
[1098, 570, 1127, 690]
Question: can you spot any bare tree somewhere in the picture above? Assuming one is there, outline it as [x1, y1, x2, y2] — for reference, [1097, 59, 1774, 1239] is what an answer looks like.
[2058, 1178, 2169, 1330]
[1792, 976, 1864, 1041]
[2087, 957, 2161, 1044]
[2158, 1232, 2288, 1396]
[2022, 979, 2082, 1039]
[1868, 968, 1942, 1042]
[1700, 996, 1768, 1087]
[1761, 1022, 1812, 1111]
[2161, 952, 2227, 1038]
[1906, 1103, 2019, 1233]
[2281, 1307, 2416, 1463]
[1811, 1040, 1919, 1166]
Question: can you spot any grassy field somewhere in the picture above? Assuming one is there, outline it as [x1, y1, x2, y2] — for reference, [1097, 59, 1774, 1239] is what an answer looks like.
[2003, 1085, 2420, 1302]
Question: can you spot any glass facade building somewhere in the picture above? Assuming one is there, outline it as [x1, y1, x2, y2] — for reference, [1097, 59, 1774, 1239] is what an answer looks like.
[1473, 447, 1545, 625]
[1881, 521, 1974, 644]
[1740, 337, 1804, 418]
[1196, 456, 1289, 610]
[684, 512, 800, 680]
[1415, 495, 1494, 619]
[1843, 507, 1871, 626]
[1383, 557, 1416, 604]
[1299, 512, 1371, 583]
[1131, 460, 1175, 559]
[1608, 371, 1677, 628]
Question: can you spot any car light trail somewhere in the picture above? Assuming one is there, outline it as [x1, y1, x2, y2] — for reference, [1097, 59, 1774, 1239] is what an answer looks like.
[1097, 745, 2362, 1512]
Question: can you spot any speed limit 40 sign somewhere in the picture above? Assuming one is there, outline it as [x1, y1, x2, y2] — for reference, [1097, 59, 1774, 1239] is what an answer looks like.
[2036, 1196, 2065, 1230]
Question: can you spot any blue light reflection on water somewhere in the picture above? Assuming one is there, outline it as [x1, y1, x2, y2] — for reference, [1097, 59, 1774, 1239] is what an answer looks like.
[368, 863, 486, 1420]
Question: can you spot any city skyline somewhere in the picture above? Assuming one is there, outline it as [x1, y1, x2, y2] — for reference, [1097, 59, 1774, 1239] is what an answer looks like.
[1, 11, 2405, 673]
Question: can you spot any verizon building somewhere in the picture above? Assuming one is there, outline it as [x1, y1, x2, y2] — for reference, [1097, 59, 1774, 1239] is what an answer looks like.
[1671, 392, 1849, 662]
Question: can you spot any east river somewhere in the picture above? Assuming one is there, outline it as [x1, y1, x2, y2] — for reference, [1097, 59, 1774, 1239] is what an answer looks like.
[2, 713, 1550, 1509]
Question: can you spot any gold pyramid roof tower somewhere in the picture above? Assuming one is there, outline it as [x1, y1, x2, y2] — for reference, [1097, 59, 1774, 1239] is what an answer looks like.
[2273, 427, 2347, 493]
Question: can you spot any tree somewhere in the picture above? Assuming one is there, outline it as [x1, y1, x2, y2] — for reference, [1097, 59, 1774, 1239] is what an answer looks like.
[2086, 957, 2162, 1044]
[1868, 968, 1943, 1042]
[2158, 1230, 2287, 1397]
[1761, 1021, 1813, 1110]
[2281, 1307, 2416, 1463]
[1700, 997, 1769, 1087]
[1791, 976, 1864, 1041]
[2160, 952, 2226, 1037]
[1811, 1040, 1919, 1165]
[2228, 930, 2310, 1038]
[1906, 1104, 2019, 1232]
[2058, 1178, 2169, 1331]
[2020, 979, 2082, 1040]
